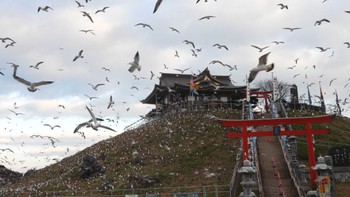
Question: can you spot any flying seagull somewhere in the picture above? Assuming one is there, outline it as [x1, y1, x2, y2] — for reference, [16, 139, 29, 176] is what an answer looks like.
[169, 27, 180, 33]
[248, 52, 274, 83]
[75, 1, 84, 8]
[153, 0, 163, 13]
[30, 61, 44, 69]
[183, 40, 195, 49]
[38, 6, 53, 12]
[81, 11, 94, 23]
[95, 7, 109, 14]
[80, 29, 95, 35]
[198, 15, 216, 20]
[74, 105, 116, 133]
[43, 124, 61, 130]
[88, 83, 105, 91]
[13, 69, 53, 92]
[316, 47, 331, 52]
[213, 43, 228, 50]
[73, 50, 84, 61]
[174, 67, 191, 73]
[107, 95, 114, 109]
[277, 3, 288, 9]
[128, 51, 141, 73]
[315, 18, 330, 26]
[135, 23, 153, 30]
[251, 45, 270, 52]
[283, 27, 302, 32]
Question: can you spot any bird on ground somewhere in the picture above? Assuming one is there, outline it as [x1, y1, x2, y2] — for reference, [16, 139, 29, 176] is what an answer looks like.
[73, 50, 84, 61]
[79, 29, 95, 35]
[13, 70, 53, 92]
[29, 61, 44, 69]
[174, 67, 191, 73]
[128, 51, 141, 73]
[251, 45, 270, 52]
[315, 18, 330, 26]
[316, 47, 331, 52]
[248, 52, 274, 83]
[135, 23, 153, 30]
[95, 7, 109, 14]
[43, 124, 61, 130]
[198, 15, 215, 20]
[169, 27, 180, 33]
[75, 1, 84, 7]
[153, 0, 163, 13]
[183, 40, 195, 49]
[38, 6, 53, 12]
[81, 11, 94, 23]
[277, 3, 288, 9]
[213, 43, 228, 50]
[344, 42, 350, 48]
[74, 105, 116, 133]
[107, 95, 114, 109]
[88, 83, 105, 91]
[283, 27, 302, 32]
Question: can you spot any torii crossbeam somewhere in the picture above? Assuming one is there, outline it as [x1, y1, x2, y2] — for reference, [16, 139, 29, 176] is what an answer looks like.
[219, 114, 335, 189]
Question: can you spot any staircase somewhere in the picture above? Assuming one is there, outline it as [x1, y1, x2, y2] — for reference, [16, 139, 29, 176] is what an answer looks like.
[256, 125, 299, 197]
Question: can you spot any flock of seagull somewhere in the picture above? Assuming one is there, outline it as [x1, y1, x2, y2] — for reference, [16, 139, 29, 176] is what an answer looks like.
[0, 0, 349, 179]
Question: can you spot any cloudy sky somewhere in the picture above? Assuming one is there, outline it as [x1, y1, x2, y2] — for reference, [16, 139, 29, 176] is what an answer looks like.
[1, 0, 349, 172]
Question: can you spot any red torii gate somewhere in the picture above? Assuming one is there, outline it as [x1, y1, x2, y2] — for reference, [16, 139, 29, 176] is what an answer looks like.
[219, 115, 335, 189]
[249, 91, 272, 112]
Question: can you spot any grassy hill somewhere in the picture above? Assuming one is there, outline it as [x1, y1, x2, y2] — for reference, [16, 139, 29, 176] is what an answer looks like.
[1, 108, 349, 196]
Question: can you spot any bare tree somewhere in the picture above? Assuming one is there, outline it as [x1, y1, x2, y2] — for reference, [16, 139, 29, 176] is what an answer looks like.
[254, 79, 292, 101]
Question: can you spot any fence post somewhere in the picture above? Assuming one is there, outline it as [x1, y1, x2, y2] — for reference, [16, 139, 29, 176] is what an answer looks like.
[202, 186, 207, 197]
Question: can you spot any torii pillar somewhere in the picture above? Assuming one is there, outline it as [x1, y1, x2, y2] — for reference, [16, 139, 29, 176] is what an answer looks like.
[219, 115, 335, 189]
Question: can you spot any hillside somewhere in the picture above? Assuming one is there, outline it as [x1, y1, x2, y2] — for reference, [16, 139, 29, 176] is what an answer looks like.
[0, 109, 242, 196]
[1, 108, 349, 196]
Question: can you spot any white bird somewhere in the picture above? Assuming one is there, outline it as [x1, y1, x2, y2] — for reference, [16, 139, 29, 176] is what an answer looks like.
[248, 52, 274, 83]
[213, 43, 228, 50]
[81, 11, 94, 23]
[251, 45, 270, 52]
[95, 7, 109, 14]
[128, 51, 141, 73]
[30, 61, 44, 69]
[174, 67, 191, 73]
[282, 27, 302, 32]
[75, 1, 84, 8]
[135, 23, 153, 30]
[73, 50, 84, 61]
[74, 105, 116, 133]
[107, 95, 114, 109]
[13, 73, 53, 92]
[43, 124, 61, 130]
[315, 18, 330, 26]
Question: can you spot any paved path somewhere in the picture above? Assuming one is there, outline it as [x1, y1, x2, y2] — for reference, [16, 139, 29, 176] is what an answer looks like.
[256, 124, 299, 196]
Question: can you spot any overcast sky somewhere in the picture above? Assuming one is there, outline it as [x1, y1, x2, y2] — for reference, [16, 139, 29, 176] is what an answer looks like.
[1, 0, 350, 172]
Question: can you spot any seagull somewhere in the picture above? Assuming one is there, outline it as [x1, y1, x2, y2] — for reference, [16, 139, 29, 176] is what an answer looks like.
[251, 45, 270, 52]
[287, 65, 296, 69]
[13, 73, 53, 92]
[213, 43, 228, 50]
[293, 74, 300, 78]
[174, 67, 191, 73]
[84, 94, 98, 100]
[88, 83, 105, 91]
[135, 23, 153, 30]
[43, 124, 61, 130]
[58, 104, 65, 109]
[29, 61, 44, 69]
[107, 95, 114, 109]
[283, 27, 302, 32]
[38, 6, 53, 12]
[198, 15, 216, 20]
[316, 47, 331, 52]
[128, 51, 141, 73]
[344, 42, 350, 48]
[183, 40, 195, 49]
[329, 78, 337, 86]
[0, 37, 15, 43]
[81, 11, 94, 23]
[95, 7, 109, 14]
[131, 86, 139, 90]
[153, 0, 163, 13]
[277, 3, 288, 9]
[169, 27, 180, 33]
[210, 60, 225, 67]
[272, 41, 285, 45]
[75, 1, 84, 8]
[175, 50, 179, 57]
[315, 18, 330, 26]
[0, 148, 14, 153]
[74, 105, 116, 133]
[248, 52, 274, 83]
[150, 71, 155, 80]
[73, 50, 84, 61]
[80, 29, 95, 35]
[8, 109, 25, 116]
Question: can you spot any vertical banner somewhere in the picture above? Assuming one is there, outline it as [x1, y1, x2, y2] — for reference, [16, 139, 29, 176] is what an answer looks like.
[273, 77, 278, 102]
[318, 176, 331, 197]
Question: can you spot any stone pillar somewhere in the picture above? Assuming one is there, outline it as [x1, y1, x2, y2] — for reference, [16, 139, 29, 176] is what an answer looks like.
[311, 155, 332, 197]
[287, 136, 298, 161]
[238, 160, 257, 197]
